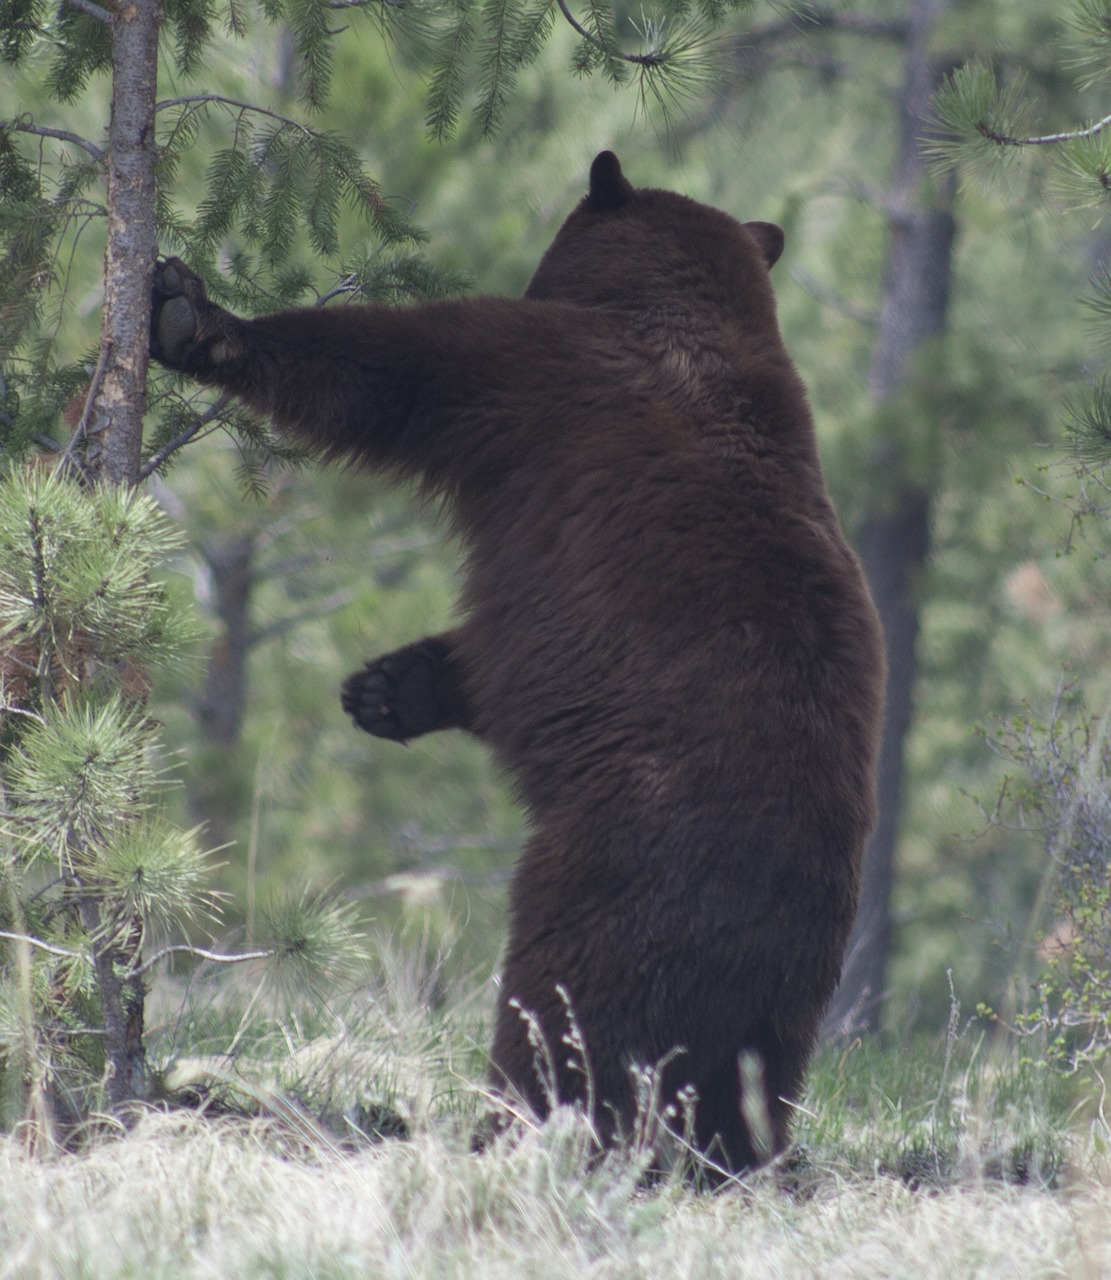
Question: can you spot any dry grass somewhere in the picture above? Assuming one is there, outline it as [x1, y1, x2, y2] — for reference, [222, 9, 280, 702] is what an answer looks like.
[0, 968, 1105, 1278]
[0, 1106, 1109, 1279]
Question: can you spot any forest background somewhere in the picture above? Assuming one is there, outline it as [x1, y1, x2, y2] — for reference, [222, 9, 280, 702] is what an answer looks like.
[2, 0, 1111, 1146]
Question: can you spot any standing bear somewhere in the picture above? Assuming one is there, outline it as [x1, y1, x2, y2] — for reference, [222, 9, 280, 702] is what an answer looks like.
[150, 152, 885, 1175]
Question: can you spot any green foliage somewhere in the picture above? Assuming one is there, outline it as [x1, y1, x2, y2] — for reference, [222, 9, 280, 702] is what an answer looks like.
[1024, 871, 1111, 1070]
[927, 62, 1035, 175]
[987, 701, 1111, 1073]
[44, 8, 113, 103]
[923, 2, 1111, 1051]
[259, 886, 368, 997]
[1064, 0, 1111, 92]
[0, 468, 371, 1130]
[799, 1030, 1070, 1187]
[98, 820, 219, 931]
[426, 1, 476, 140]
[7, 699, 162, 861]
[0, 466, 194, 696]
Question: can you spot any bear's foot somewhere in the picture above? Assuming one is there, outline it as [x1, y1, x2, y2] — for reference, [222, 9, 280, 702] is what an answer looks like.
[341, 640, 464, 741]
[150, 258, 240, 374]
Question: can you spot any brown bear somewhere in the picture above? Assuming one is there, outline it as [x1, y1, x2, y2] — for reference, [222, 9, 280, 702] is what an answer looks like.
[150, 152, 885, 1176]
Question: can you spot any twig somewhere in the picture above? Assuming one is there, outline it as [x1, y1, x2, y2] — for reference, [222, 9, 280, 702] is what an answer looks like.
[980, 111, 1111, 148]
[139, 393, 232, 479]
[790, 267, 878, 327]
[0, 931, 82, 960]
[740, 8, 907, 47]
[553, 0, 665, 66]
[317, 274, 360, 305]
[4, 120, 106, 164]
[247, 589, 355, 648]
[154, 95, 310, 134]
[127, 943, 274, 978]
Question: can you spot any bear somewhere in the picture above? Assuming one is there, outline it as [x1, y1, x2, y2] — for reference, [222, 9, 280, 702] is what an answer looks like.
[149, 151, 885, 1176]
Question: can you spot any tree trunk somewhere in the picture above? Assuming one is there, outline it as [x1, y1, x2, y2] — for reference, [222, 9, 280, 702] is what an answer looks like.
[77, 891, 148, 1112]
[824, 0, 957, 1035]
[87, 0, 161, 486]
[77, 0, 162, 1109]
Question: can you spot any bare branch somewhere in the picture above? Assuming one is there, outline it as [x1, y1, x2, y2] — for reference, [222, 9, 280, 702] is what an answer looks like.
[127, 943, 275, 978]
[4, 120, 106, 164]
[790, 267, 878, 327]
[317, 274, 361, 305]
[63, 0, 114, 24]
[980, 111, 1111, 148]
[55, 345, 110, 482]
[555, 0, 597, 46]
[154, 95, 310, 134]
[0, 931, 82, 960]
[139, 393, 232, 478]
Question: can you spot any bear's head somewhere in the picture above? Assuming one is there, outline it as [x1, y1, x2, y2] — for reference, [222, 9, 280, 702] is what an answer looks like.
[525, 152, 785, 336]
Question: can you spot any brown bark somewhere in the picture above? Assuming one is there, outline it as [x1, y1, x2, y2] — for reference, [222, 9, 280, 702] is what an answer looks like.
[86, 0, 162, 486]
[77, 892, 148, 1112]
[73, 0, 163, 1110]
[824, 0, 957, 1035]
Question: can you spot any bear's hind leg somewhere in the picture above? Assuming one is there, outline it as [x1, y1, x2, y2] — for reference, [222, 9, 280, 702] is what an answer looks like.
[341, 631, 473, 741]
[685, 1034, 809, 1178]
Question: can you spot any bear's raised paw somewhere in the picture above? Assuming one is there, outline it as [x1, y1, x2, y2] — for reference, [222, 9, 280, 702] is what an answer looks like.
[150, 258, 238, 374]
[340, 637, 470, 742]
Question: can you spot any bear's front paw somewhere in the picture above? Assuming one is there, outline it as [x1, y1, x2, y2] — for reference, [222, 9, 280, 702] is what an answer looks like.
[341, 648, 449, 742]
[150, 258, 236, 374]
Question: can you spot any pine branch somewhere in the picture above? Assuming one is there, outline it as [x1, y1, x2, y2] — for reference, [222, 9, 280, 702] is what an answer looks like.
[4, 120, 106, 164]
[0, 931, 82, 959]
[139, 393, 231, 478]
[127, 943, 274, 977]
[155, 94, 311, 133]
[426, 5, 475, 140]
[979, 111, 1111, 148]
[63, 0, 114, 24]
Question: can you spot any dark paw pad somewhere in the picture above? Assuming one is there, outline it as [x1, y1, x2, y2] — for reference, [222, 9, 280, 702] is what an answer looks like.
[341, 662, 408, 740]
[341, 647, 453, 741]
[154, 294, 202, 366]
[150, 257, 232, 372]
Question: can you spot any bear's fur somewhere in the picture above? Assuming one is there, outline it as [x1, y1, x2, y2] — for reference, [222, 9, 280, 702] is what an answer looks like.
[150, 152, 885, 1175]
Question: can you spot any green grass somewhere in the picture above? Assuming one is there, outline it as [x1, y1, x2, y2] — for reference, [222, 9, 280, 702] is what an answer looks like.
[1, 963, 1109, 1278]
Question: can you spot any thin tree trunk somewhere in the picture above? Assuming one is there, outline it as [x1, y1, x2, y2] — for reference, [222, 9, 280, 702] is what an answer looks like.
[77, 0, 162, 1108]
[825, 0, 957, 1035]
[87, 0, 161, 485]
[77, 894, 147, 1113]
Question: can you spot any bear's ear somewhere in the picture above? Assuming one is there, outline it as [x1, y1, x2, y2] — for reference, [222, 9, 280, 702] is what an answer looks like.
[744, 221, 785, 268]
[588, 151, 635, 212]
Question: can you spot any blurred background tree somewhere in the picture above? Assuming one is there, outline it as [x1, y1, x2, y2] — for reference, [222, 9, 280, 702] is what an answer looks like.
[927, 0, 1111, 1071]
